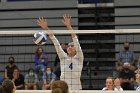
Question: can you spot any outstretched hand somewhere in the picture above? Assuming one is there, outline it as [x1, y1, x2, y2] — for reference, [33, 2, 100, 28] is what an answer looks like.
[62, 14, 72, 29]
[62, 14, 76, 38]
[37, 17, 54, 37]
[37, 17, 49, 30]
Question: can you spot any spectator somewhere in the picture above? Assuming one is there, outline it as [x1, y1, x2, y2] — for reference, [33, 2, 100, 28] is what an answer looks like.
[0, 85, 4, 93]
[116, 42, 135, 71]
[35, 47, 48, 80]
[12, 68, 24, 90]
[2, 79, 16, 93]
[0, 75, 4, 85]
[24, 68, 38, 90]
[114, 78, 123, 91]
[135, 56, 140, 73]
[4, 57, 18, 79]
[133, 70, 140, 90]
[137, 56, 140, 69]
[119, 63, 135, 90]
[102, 77, 114, 91]
[37, 15, 84, 90]
[42, 67, 56, 90]
[54, 43, 67, 80]
[51, 80, 69, 93]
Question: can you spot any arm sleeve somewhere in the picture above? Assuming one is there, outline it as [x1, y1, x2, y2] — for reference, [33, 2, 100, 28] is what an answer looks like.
[50, 35, 66, 61]
[72, 36, 84, 62]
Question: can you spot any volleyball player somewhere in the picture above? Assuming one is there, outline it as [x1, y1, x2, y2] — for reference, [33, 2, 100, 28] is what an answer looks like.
[37, 15, 84, 90]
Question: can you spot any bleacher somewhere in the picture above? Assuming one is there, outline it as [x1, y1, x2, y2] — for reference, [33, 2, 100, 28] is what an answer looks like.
[78, 0, 115, 89]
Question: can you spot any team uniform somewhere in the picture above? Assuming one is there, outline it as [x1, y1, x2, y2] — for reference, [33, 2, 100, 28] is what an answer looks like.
[114, 87, 123, 91]
[102, 87, 123, 91]
[50, 35, 83, 90]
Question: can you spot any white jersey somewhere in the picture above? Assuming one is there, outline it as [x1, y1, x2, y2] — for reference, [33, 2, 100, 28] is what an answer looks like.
[50, 35, 83, 90]
[114, 87, 123, 91]
[102, 87, 123, 91]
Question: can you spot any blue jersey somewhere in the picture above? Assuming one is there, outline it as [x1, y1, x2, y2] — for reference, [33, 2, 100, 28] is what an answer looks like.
[34, 52, 48, 66]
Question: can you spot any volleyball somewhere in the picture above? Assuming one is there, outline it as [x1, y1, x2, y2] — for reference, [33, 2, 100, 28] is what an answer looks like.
[33, 31, 47, 45]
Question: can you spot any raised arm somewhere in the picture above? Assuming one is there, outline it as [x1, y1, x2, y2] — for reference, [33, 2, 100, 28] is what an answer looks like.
[62, 14, 76, 38]
[37, 17, 66, 59]
[62, 15, 83, 62]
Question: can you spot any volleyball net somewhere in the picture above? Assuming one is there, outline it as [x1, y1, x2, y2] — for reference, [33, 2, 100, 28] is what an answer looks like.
[0, 29, 140, 90]
[15, 90, 140, 93]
